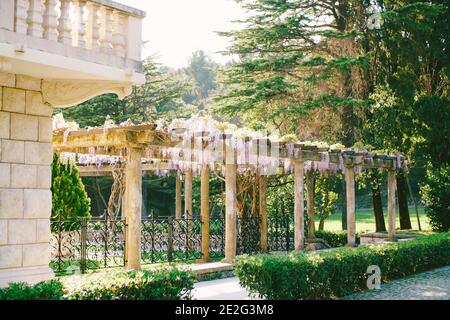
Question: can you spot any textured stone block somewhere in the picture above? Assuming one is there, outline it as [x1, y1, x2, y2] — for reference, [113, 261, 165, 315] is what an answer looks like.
[0, 245, 22, 269]
[38, 117, 52, 142]
[16, 76, 41, 91]
[0, 163, 10, 188]
[2, 88, 25, 113]
[0, 1, 15, 32]
[1, 140, 24, 163]
[36, 219, 50, 243]
[0, 220, 7, 245]
[0, 72, 15, 87]
[10, 114, 39, 141]
[36, 165, 51, 189]
[23, 244, 51, 267]
[0, 111, 9, 139]
[0, 189, 23, 219]
[11, 164, 37, 188]
[8, 219, 36, 244]
[24, 142, 52, 165]
[25, 91, 52, 117]
[23, 189, 51, 219]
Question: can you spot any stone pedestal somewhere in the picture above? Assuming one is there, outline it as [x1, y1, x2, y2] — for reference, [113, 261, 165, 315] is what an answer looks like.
[0, 72, 55, 287]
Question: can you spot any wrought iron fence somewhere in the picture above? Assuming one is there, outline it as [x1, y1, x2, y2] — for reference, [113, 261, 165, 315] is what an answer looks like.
[141, 218, 202, 264]
[50, 212, 292, 274]
[50, 215, 126, 275]
[268, 213, 294, 252]
[237, 216, 261, 255]
[210, 218, 225, 259]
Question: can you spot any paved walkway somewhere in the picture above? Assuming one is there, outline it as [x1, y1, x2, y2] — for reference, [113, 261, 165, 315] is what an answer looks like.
[192, 277, 256, 300]
[344, 266, 450, 300]
[192, 266, 450, 300]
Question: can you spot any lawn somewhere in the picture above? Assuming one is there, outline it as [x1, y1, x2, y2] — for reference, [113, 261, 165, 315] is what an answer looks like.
[316, 207, 431, 233]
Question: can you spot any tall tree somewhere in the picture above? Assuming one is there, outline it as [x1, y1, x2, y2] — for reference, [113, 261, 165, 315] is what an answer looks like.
[217, 0, 372, 145]
[59, 57, 190, 127]
[183, 50, 218, 106]
[360, 1, 448, 229]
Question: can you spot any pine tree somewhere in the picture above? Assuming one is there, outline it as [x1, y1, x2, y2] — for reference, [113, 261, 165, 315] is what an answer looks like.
[216, 0, 372, 145]
[51, 154, 91, 222]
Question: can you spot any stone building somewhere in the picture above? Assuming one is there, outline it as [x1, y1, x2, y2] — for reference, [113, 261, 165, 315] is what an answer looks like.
[0, 0, 145, 286]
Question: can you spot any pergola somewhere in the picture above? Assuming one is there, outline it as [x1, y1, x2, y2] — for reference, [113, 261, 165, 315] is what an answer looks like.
[53, 117, 407, 270]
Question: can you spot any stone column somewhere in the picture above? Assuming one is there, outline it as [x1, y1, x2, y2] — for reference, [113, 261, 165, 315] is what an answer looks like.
[387, 170, 397, 242]
[0, 73, 54, 287]
[345, 165, 356, 247]
[294, 160, 305, 251]
[306, 172, 315, 239]
[200, 165, 210, 262]
[175, 173, 182, 219]
[184, 168, 193, 250]
[125, 147, 142, 270]
[223, 162, 237, 263]
[259, 175, 268, 252]
[184, 168, 193, 219]
[121, 175, 127, 219]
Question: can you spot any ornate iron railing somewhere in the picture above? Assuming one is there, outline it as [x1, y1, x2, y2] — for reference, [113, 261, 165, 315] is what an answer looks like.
[237, 216, 261, 255]
[210, 218, 225, 259]
[50, 215, 126, 275]
[50, 212, 294, 274]
[141, 218, 202, 264]
[268, 213, 294, 252]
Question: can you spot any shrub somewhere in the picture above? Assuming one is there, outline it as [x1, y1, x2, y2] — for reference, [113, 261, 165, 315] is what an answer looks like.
[64, 268, 195, 300]
[314, 230, 360, 247]
[235, 232, 450, 300]
[0, 280, 64, 300]
[0, 269, 195, 300]
[420, 165, 450, 232]
[51, 154, 91, 224]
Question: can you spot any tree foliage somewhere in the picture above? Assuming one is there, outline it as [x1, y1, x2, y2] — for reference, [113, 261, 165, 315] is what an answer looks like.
[183, 50, 219, 104]
[51, 154, 91, 221]
[58, 57, 191, 127]
[215, 0, 449, 229]
[420, 165, 450, 232]
[314, 174, 339, 230]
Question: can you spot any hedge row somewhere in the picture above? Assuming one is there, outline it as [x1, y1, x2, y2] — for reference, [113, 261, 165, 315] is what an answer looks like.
[314, 230, 360, 247]
[235, 232, 450, 300]
[0, 268, 195, 300]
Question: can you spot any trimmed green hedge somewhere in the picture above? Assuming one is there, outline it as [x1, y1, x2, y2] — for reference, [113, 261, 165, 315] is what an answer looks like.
[0, 280, 64, 300]
[0, 268, 195, 300]
[235, 232, 450, 300]
[314, 230, 360, 247]
[65, 268, 194, 300]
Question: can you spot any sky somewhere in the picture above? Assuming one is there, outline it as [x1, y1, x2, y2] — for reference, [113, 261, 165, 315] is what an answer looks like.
[117, 0, 248, 69]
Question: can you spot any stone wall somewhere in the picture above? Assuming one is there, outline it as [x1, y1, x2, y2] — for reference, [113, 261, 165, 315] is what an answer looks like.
[0, 72, 54, 287]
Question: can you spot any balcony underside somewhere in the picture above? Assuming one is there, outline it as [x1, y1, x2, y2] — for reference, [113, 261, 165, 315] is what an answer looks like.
[0, 30, 145, 108]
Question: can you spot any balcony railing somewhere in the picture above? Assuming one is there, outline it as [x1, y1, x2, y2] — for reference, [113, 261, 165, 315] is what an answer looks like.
[0, 0, 146, 75]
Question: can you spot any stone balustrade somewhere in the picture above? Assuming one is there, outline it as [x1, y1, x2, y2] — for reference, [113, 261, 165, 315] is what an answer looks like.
[0, 0, 146, 78]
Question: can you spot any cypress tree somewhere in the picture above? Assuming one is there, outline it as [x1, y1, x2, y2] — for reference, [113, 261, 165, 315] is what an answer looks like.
[51, 154, 91, 222]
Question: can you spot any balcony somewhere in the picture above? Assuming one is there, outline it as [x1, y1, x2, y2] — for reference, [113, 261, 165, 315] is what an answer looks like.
[0, 0, 145, 106]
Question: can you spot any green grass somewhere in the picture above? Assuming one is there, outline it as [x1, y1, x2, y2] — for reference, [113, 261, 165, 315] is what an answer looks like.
[316, 207, 431, 233]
